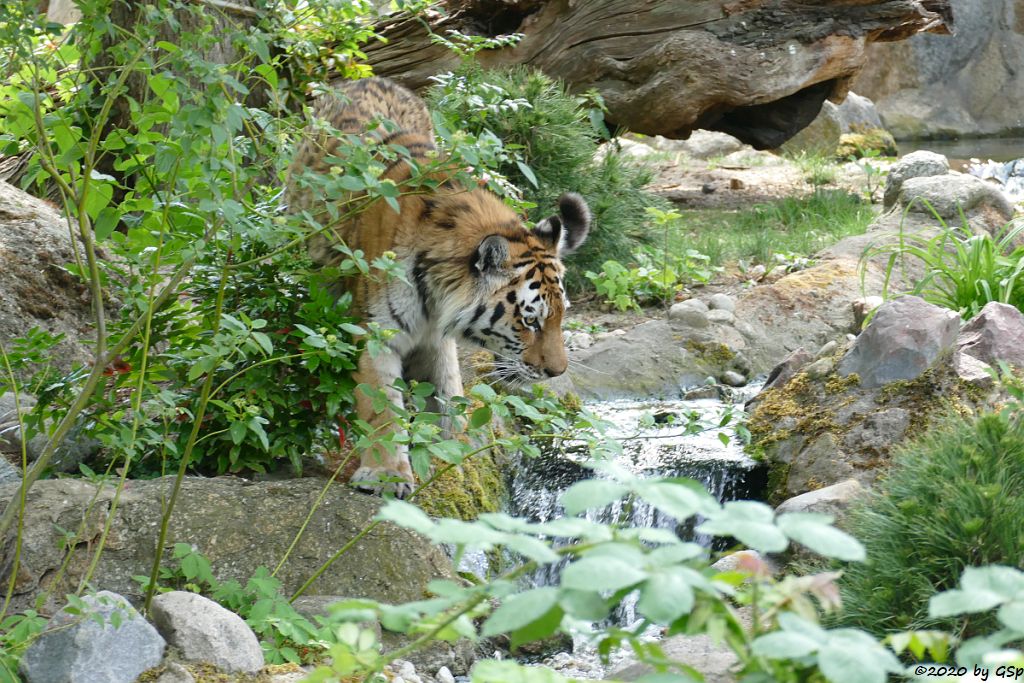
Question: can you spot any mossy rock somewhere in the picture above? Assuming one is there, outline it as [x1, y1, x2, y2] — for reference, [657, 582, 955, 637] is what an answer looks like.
[414, 450, 505, 521]
[836, 126, 897, 159]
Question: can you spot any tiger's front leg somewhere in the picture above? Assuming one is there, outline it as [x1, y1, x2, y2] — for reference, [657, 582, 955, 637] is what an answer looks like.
[350, 346, 416, 498]
[433, 338, 466, 440]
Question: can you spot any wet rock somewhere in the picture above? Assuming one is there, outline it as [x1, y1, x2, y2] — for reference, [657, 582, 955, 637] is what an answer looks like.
[0, 477, 459, 616]
[956, 302, 1024, 369]
[837, 296, 960, 389]
[151, 591, 263, 673]
[707, 293, 736, 312]
[897, 174, 1014, 224]
[19, 590, 165, 683]
[775, 479, 865, 519]
[882, 150, 949, 208]
[720, 371, 746, 387]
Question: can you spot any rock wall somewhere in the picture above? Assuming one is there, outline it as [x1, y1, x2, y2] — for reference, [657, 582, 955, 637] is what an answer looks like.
[853, 0, 1024, 139]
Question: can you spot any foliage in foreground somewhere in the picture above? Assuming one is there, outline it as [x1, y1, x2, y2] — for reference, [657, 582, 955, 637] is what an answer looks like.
[837, 409, 1024, 638]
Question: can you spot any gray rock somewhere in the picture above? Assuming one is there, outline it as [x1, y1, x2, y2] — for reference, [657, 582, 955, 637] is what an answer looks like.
[843, 408, 911, 456]
[833, 92, 884, 132]
[667, 305, 710, 329]
[954, 351, 995, 389]
[837, 296, 961, 389]
[674, 131, 747, 160]
[707, 293, 736, 312]
[804, 357, 835, 380]
[815, 340, 838, 358]
[0, 392, 36, 456]
[882, 150, 949, 208]
[155, 662, 195, 683]
[710, 550, 767, 575]
[720, 371, 746, 387]
[436, 666, 455, 683]
[27, 430, 101, 474]
[761, 347, 813, 394]
[785, 433, 855, 499]
[898, 174, 1014, 223]
[775, 479, 865, 519]
[672, 298, 710, 313]
[780, 100, 842, 157]
[19, 590, 165, 683]
[957, 302, 1024, 369]
[707, 309, 736, 325]
[0, 457, 19, 485]
[564, 330, 593, 350]
[0, 478, 461, 617]
[151, 591, 263, 673]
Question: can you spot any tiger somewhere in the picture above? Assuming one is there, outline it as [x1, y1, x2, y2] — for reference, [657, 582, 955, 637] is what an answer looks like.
[284, 77, 590, 497]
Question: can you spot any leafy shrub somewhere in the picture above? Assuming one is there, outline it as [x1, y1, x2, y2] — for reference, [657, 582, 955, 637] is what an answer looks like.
[427, 65, 668, 291]
[585, 249, 715, 311]
[870, 217, 1024, 319]
[837, 411, 1024, 637]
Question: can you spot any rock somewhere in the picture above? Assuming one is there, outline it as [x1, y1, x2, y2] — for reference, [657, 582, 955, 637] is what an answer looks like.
[27, 430, 102, 474]
[720, 371, 746, 387]
[711, 550, 769, 576]
[19, 590, 165, 683]
[779, 100, 843, 157]
[956, 302, 1024, 370]
[837, 296, 960, 389]
[395, 660, 423, 683]
[836, 128, 897, 160]
[155, 662, 196, 683]
[816, 340, 838, 358]
[151, 591, 264, 673]
[706, 309, 735, 325]
[897, 174, 1014, 224]
[673, 131, 747, 160]
[0, 457, 19, 485]
[761, 348, 813, 394]
[882, 150, 949, 208]
[707, 293, 735, 312]
[667, 305, 710, 329]
[436, 666, 455, 683]
[0, 392, 35, 456]
[804, 357, 835, 380]
[954, 351, 995, 389]
[842, 408, 911, 458]
[833, 92, 884, 132]
[855, 0, 1023, 139]
[564, 330, 593, 350]
[0, 181, 97, 379]
[0, 477, 460, 616]
[775, 479, 865, 519]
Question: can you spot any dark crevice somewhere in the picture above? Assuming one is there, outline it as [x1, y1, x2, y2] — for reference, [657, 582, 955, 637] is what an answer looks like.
[450, 0, 543, 36]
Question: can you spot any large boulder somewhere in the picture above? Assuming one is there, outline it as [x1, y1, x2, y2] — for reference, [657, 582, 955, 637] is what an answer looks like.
[19, 590, 165, 683]
[0, 180, 96, 376]
[0, 477, 458, 615]
[855, 0, 1024, 139]
[780, 92, 888, 157]
[837, 296, 961, 389]
[956, 302, 1024, 370]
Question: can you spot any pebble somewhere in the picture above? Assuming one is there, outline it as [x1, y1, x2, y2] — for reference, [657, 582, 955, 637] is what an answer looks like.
[707, 293, 736, 312]
[816, 340, 838, 358]
[436, 666, 455, 683]
[668, 305, 710, 328]
[804, 357, 835, 379]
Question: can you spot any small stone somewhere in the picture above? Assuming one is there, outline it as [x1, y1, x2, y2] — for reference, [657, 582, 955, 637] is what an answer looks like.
[729, 177, 745, 190]
[954, 351, 994, 388]
[564, 331, 594, 350]
[19, 591, 165, 683]
[711, 550, 772, 576]
[804, 357, 835, 379]
[707, 293, 736, 312]
[684, 386, 720, 400]
[668, 304, 710, 328]
[816, 340, 838, 358]
[883, 150, 949, 208]
[151, 591, 264, 674]
[707, 309, 735, 325]
[675, 298, 710, 313]
[721, 370, 747, 387]
[156, 662, 196, 683]
[397, 660, 422, 683]
[747, 264, 767, 281]
[436, 666, 456, 683]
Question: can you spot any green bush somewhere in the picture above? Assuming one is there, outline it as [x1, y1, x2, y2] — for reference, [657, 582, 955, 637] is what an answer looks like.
[836, 411, 1024, 637]
[427, 65, 668, 291]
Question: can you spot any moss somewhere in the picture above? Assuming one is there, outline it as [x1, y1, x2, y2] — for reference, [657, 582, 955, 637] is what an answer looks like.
[835, 125, 898, 159]
[414, 450, 505, 521]
[558, 391, 583, 414]
[684, 340, 736, 367]
[825, 372, 860, 394]
[766, 461, 791, 506]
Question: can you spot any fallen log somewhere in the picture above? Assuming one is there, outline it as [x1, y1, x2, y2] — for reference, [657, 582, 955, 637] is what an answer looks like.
[363, 0, 952, 148]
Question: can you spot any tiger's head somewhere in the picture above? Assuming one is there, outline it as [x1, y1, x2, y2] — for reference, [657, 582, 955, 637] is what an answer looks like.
[449, 192, 591, 385]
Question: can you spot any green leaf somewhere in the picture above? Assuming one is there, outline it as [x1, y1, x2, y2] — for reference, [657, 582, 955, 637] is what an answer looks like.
[776, 513, 865, 561]
[637, 570, 695, 624]
[502, 535, 559, 564]
[470, 405, 492, 429]
[560, 479, 627, 516]
[376, 500, 435, 534]
[481, 587, 559, 637]
[516, 160, 538, 188]
[251, 331, 273, 355]
[561, 556, 646, 592]
[929, 588, 1003, 618]
[229, 420, 247, 445]
[752, 631, 821, 660]
[558, 589, 609, 621]
[696, 501, 787, 553]
[634, 480, 719, 520]
[93, 207, 121, 241]
[997, 601, 1024, 630]
[817, 630, 902, 683]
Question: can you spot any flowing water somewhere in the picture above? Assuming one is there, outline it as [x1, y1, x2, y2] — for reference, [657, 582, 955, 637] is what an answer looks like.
[497, 386, 768, 626]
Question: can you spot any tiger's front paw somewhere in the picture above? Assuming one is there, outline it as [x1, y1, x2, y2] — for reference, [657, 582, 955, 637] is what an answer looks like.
[350, 466, 415, 499]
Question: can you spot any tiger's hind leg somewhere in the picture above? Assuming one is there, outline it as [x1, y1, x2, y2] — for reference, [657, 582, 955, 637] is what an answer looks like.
[350, 347, 415, 498]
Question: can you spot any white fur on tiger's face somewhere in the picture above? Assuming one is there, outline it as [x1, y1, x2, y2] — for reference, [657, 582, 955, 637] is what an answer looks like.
[285, 77, 590, 497]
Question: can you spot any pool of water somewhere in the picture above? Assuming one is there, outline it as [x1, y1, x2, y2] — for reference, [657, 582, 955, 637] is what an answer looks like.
[898, 136, 1024, 164]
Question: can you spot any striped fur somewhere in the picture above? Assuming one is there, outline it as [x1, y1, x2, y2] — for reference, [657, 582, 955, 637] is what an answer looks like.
[285, 77, 590, 496]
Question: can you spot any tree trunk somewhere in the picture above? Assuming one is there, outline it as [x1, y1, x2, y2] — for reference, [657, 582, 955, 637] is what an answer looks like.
[364, 0, 953, 148]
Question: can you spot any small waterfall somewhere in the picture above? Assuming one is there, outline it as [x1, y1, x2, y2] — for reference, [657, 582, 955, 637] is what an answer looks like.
[504, 390, 767, 625]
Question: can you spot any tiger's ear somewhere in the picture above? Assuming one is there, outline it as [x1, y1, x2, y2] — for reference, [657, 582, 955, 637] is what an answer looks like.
[474, 234, 511, 277]
[535, 192, 591, 256]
